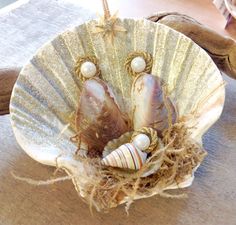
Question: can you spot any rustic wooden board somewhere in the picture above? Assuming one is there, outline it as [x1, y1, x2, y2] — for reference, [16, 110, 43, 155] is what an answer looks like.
[0, 74, 236, 225]
[0, 68, 20, 115]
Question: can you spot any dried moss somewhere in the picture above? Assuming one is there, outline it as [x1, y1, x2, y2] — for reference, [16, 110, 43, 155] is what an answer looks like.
[70, 122, 206, 212]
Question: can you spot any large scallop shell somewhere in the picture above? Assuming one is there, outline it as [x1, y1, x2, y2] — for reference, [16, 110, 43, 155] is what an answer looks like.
[10, 19, 225, 201]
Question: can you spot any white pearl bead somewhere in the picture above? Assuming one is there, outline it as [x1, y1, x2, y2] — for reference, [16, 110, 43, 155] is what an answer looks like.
[131, 56, 146, 73]
[80, 61, 97, 78]
[133, 134, 150, 151]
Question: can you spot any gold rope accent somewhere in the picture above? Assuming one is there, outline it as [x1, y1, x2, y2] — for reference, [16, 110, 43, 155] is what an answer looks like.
[124, 51, 153, 77]
[74, 56, 101, 82]
[131, 127, 159, 154]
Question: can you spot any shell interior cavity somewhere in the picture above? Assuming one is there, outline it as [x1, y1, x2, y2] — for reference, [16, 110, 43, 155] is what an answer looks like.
[10, 19, 225, 191]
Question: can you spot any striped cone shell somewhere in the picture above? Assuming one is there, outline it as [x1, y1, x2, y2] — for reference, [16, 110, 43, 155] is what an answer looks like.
[101, 143, 147, 170]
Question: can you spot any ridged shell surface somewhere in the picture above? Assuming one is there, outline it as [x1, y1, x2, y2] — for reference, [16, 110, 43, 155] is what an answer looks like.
[101, 143, 147, 170]
[10, 19, 225, 166]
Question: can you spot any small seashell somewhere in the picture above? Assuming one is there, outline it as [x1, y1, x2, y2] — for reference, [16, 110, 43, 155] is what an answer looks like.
[76, 78, 129, 157]
[132, 73, 176, 135]
[101, 143, 147, 170]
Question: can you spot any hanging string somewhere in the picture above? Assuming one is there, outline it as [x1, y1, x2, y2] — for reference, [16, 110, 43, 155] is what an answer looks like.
[102, 0, 111, 19]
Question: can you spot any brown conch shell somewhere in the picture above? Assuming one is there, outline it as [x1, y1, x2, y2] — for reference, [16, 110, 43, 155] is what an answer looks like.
[76, 78, 129, 157]
[132, 74, 176, 135]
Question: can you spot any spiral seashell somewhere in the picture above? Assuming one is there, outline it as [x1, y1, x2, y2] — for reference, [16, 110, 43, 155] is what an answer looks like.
[132, 73, 176, 135]
[101, 143, 147, 170]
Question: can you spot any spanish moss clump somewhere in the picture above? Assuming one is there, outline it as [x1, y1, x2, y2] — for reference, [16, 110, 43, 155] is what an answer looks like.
[67, 121, 206, 212]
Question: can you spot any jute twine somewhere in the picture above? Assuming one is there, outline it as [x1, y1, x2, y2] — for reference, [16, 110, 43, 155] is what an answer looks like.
[124, 51, 153, 77]
[102, 0, 111, 19]
[131, 127, 159, 154]
[75, 55, 101, 82]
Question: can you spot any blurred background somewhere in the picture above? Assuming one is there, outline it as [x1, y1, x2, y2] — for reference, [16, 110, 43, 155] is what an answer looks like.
[0, 0, 17, 8]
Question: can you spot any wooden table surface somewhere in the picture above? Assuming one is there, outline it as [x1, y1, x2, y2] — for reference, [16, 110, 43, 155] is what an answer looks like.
[1, 0, 236, 225]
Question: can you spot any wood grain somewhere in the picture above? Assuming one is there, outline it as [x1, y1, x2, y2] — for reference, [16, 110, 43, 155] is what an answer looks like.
[0, 68, 20, 115]
[0, 74, 236, 225]
[148, 12, 236, 79]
